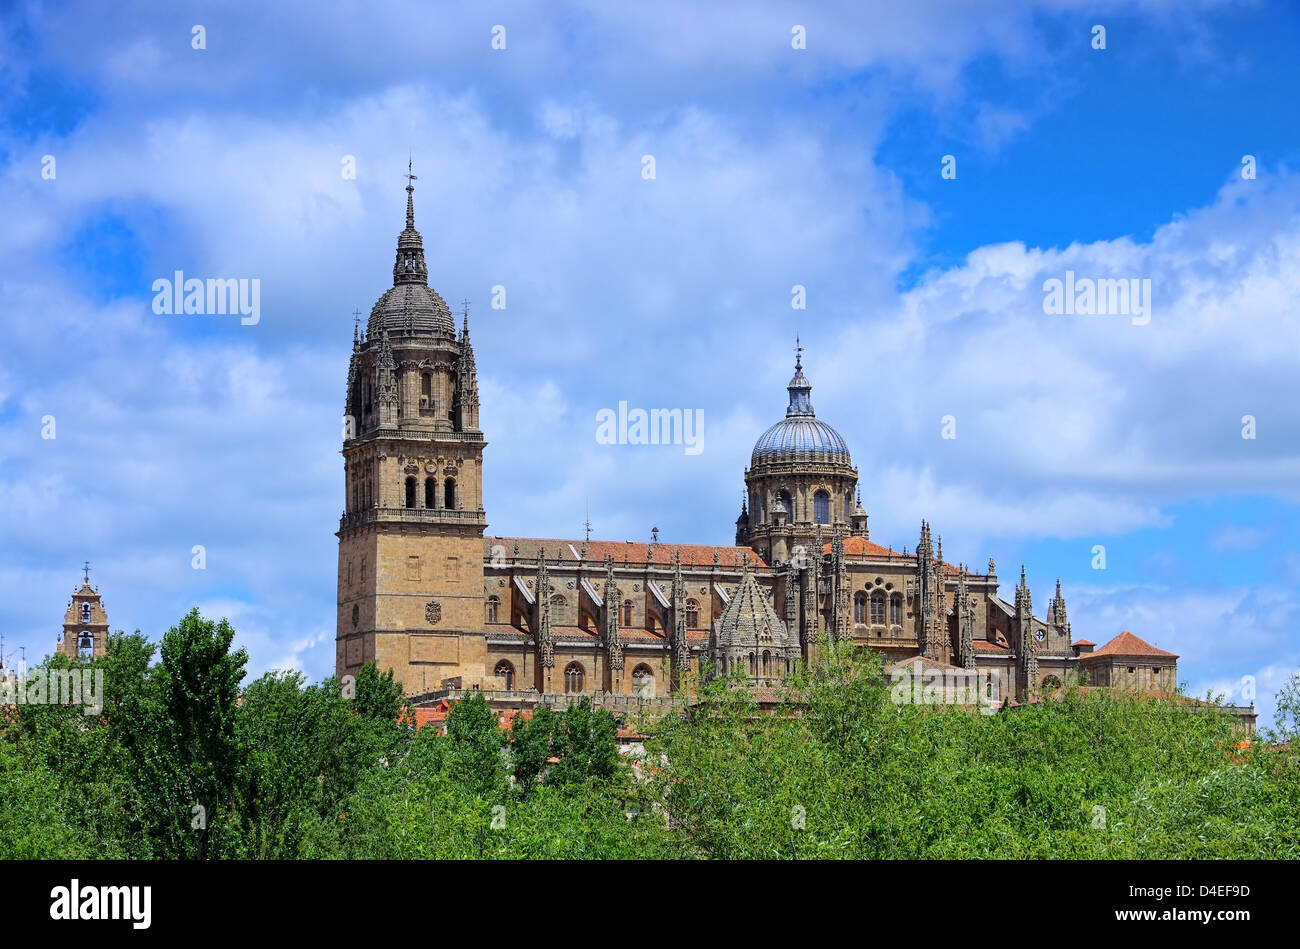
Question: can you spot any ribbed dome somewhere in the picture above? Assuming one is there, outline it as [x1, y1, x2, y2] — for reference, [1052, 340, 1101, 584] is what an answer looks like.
[752, 416, 850, 461]
[367, 283, 455, 339]
[750, 347, 852, 465]
[367, 168, 456, 340]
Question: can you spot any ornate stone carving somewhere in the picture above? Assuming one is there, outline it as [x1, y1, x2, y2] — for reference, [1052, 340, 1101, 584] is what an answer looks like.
[425, 601, 442, 625]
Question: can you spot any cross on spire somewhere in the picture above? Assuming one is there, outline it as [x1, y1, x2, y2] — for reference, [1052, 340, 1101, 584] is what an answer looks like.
[405, 156, 417, 192]
[795, 335, 803, 370]
[82, 561, 91, 584]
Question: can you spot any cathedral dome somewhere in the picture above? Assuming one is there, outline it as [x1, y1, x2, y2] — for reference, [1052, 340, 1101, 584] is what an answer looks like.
[750, 348, 851, 466]
[367, 166, 456, 340]
[367, 283, 455, 339]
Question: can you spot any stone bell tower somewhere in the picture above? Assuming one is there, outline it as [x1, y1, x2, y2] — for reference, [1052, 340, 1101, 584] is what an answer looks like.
[58, 562, 108, 660]
[336, 165, 488, 694]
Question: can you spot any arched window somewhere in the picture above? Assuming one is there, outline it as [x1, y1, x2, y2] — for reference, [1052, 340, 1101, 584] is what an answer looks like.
[870, 591, 885, 625]
[494, 660, 514, 690]
[564, 662, 584, 693]
[485, 596, 499, 624]
[777, 490, 793, 518]
[748, 653, 756, 676]
[1042, 674, 1063, 693]
[854, 591, 867, 625]
[890, 594, 902, 626]
[404, 476, 416, 509]
[813, 490, 830, 524]
[685, 599, 699, 627]
[425, 477, 435, 508]
[622, 600, 633, 627]
[81, 603, 91, 623]
[549, 594, 565, 622]
[77, 631, 93, 659]
[762, 650, 772, 676]
[632, 664, 655, 697]
[444, 478, 455, 509]
[421, 372, 431, 408]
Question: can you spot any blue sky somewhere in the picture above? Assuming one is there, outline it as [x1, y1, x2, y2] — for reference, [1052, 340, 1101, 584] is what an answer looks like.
[1, 0, 1298, 727]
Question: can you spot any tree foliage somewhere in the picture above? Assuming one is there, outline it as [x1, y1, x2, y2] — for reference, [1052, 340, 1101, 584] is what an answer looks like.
[1, 611, 1295, 859]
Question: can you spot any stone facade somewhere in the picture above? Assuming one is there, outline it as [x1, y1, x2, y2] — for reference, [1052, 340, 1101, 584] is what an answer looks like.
[56, 573, 109, 660]
[335, 179, 1178, 711]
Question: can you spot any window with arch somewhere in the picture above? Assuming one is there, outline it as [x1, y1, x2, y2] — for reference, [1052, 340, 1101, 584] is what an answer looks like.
[485, 595, 499, 624]
[813, 490, 830, 524]
[622, 600, 633, 627]
[77, 631, 94, 659]
[870, 591, 886, 625]
[890, 594, 902, 626]
[1042, 674, 1063, 693]
[421, 372, 432, 408]
[494, 660, 514, 690]
[564, 662, 584, 693]
[685, 599, 699, 628]
[777, 490, 793, 518]
[761, 650, 772, 677]
[425, 477, 436, 508]
[632, 664, 655, 697]
[748, 653, 756, 676]
[854, 591, 867, 625]
[404, 476, 416, 509]
[80, 603, 91, 623]
[444, 478, 456, 509]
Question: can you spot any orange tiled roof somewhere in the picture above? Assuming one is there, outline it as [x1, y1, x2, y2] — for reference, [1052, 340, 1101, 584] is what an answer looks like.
[1081, 630, 1178, 660]
[972, 639, 1010, 652]
[821, 536, 962, 574]
[1073, 639, 1096, 647]
[486, 536, 766, 568]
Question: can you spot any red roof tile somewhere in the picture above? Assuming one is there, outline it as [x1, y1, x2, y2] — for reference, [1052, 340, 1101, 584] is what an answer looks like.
[486, 536, 766, 568]
[821, 536, 962, 574]
[1081, 631, 1178, 660]
[1073, 639, 1096, 647]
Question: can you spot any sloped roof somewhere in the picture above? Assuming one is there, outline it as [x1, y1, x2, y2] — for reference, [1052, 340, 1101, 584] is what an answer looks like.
[1081, 630, 1178, 660]
[486, 537, 766, 568]
[820, 536, 962, 575]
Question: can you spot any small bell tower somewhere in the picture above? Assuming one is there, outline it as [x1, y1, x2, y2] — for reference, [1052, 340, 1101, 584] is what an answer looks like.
[59, 562, 108, 660]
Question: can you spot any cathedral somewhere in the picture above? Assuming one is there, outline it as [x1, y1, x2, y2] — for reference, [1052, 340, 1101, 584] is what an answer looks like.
[334, 177, 1178, 711]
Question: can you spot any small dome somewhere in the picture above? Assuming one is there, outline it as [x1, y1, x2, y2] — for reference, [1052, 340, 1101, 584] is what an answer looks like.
[750, 347, 852, 465]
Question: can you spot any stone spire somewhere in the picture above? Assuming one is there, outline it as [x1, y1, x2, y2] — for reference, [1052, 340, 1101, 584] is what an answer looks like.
[1015, 566, 1037, 698]
[376, 329, 398, 427]
[957, 567, 975, 671]
[455, 301, 480, 430]
[1049, 578, 1070, 633]
[393, 159, 429, 287]
[536, 549, 554, 688]
[670, 551, 689, 688]
[602, 555, 623, 673]
[917, 520, 944, 661]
